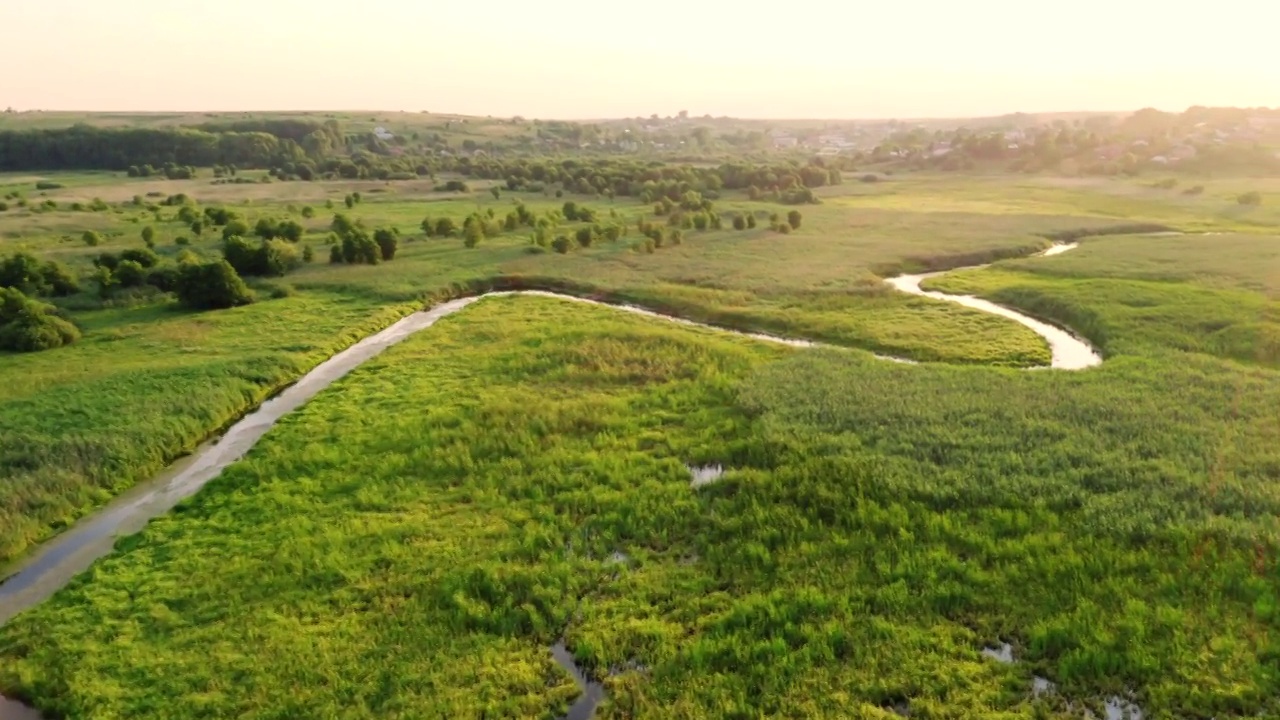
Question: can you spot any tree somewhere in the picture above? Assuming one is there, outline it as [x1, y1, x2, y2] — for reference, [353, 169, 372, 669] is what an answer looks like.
[787, 210, 803, 230]
[222, 219, 250, 241]
[344, 194, 355, 209]
[434, 217, 457, 237]
[254, 218, 279, 240]
[120, 248, 160, 268]
[552, 235, 573, 254]
[174, 260, 254, 310]
[463, 222, 484, 248]
[373, 228, 398, 261]
[141, 226, 156, 244]
[113, 260, 148, 288]
[746, 213, 757, 229]
[0, 287, 80, 352]
[562, 201, 579, 221]
[733, 214, 746, 230]
[277, 220, 304, 242]
[490, 187, 501, 200]
[575, 227, 594, 248]
[82, 231, 101, 247]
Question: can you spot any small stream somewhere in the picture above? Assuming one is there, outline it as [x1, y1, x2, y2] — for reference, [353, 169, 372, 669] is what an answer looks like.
[0, 243, 1099, 717]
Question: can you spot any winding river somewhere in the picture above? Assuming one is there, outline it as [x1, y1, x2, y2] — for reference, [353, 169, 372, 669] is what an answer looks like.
[0, 243, 1098, 719]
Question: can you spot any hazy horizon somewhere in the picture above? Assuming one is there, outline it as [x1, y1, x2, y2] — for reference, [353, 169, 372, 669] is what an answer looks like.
[4, 0, 1278, 120]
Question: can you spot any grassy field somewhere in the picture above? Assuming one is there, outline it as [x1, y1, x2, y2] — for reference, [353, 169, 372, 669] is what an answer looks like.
[3, 170, 1276, 565]
[1, 295, 1277, 718]
[2, 167, 1279, 717]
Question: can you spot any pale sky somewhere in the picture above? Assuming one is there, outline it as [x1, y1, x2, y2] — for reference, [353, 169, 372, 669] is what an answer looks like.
[3, 0, 1278, 119]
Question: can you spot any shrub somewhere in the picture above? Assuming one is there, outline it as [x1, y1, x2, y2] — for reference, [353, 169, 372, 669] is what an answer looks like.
[0, 253, 48, 296]
[329, 245, 343, 264]
[1183, 185, 1205, 196]
[119, 248, 160, 268]
[94, 252, 120, 271]
[113, 260, 148, 288]
[733, 215, 747, 230]
[40, 260, 79, 296]
[787, 210, 803, 230]
[190, 220, 204, 236]
[301, 206, 315, 219]
[175, 260, 254, 310]
[575, 227, 594, 248]
[1238, 191, 1262, 206]
[255, 218, 279, 239]
[373, 228, 398, 261]
[746, 214, 757, 229]
[146, 265, 180, 292]
[668, 229, 684, 245]
[861, 174, 880, 183]
[0, 288, 80, 352]
[0, 202, 8, 212]
[175, 236, 190, 246]
[775, 223, 792, 234]
[260, 240, 303, 276]
[463, 223, 484, 248]
[339, 232, 380, 265]
[303, 245, 315, 263]
[551, 235, 573, 254]
[35, 181, 63, 190]
[222, 219, 250, 241]
[82, 231, 102, 247]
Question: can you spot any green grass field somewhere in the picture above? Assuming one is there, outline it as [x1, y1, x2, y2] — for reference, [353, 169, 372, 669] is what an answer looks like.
[2, 168, 1279, 718]
[2, 295, 1277, 718]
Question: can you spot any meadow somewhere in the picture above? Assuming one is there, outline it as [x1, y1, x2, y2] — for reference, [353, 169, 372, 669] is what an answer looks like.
[1, 294, 1277, 718]
[2, 166, 1279, 718]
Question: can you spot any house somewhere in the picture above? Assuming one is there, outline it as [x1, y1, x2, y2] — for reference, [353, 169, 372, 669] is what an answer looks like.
[373, 126, 394, 141]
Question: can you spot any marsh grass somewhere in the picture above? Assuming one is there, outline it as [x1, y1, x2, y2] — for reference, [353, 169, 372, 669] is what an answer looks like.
[1, 298, 1277, 718]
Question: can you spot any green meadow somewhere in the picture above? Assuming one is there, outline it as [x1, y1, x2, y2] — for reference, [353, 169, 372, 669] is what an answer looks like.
[2, 167, 1279, 718]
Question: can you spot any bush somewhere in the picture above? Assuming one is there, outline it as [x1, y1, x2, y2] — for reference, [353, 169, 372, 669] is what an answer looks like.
[551, 235, 573, 254]
[575, 227, 594, 248]
[746, 214, 757, 229]
[175, 260, 254, 310]
[787, 210, 803, 230]
[0, 253, 78, 297]
[175, 236, 190, 246]
[141, 226, 156, 244]
[775, 223, 792, 235]
[373, 228, 398, 261]
[119, 248, 160, 268]
[0, 288, 80, 352]
[113, 260, 148, 288]
[222, 219, 250, 241]
[303, 245, 315, 263]
[0, 202, 9, 212]
[733, 215, 747, 230]
[463, 223, 484, 248]
[339, 232, 380, 265]
[860, 174, 880, 183]
[1238, 191, 1262, 206]
[94, 252, 120, 271]
[1183, 185, 1205, 196]
[301, 206, 315, 219]
[329, 245, 343, 264]
[82, 231, 102, 247]
[146, 265, 180, 292]
[260, 240, 303, 276]
[35, 181, 64, 190]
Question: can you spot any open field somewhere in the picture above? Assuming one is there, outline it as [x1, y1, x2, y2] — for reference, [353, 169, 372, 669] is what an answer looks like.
[2, 296, 1278, 718]
[2, 166, 1280, 718]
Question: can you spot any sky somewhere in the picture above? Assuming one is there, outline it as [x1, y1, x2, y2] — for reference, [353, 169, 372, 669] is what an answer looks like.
[3, 0, 1278, 120]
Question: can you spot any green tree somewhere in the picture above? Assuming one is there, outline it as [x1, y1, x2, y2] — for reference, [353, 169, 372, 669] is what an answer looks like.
[551, 235, 573, 254]
[373, 228, 399, 261]
[733, 215, 747, 230]
[463, 222, 484, 248]
[575, 227, 594, 248]
[82, 231, 101, 247]
[174, 260, 254, 310]
[490, 187, 501, 200]
[0, 287, 80, 352]
[141, 226, 156, 245]
[787, 210, 802, 230]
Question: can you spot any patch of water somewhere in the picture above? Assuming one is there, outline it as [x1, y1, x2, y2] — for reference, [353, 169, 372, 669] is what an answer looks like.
[1032, 676, 1056, 697]
[980, 642, 1014, 664]
[551, 641, 606, 720]
[1104, 696, 1145, 720]
[688, 464, 724, 488]
[0, 697, 41, 720]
